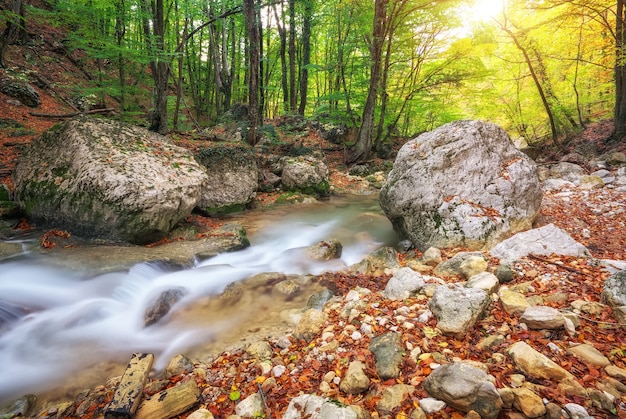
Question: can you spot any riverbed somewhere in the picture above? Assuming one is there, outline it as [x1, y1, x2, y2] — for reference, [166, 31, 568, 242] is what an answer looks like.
[0, 195, 397, 409]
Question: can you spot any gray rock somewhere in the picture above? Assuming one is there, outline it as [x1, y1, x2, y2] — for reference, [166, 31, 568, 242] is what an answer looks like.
[379, 120, 541, 251]
[519, 306, 565, 329]
[281, 156, 330, 195]
[12, 117, 208, 244]
[428, 284, 490, 335]
[421, 247, 442, 266]
[459, 255, 488, 279]
[234, 393, 264, 418]
[369, 332, 404, 380]
[339, 361, 370, 395]
[0, 394, 36, 418]
[0, 77, 40, 107]
[423, 362, 502, 419]
[466, 272, 499, 295]
[164, 354, 194, 379]
[506, 341, 573, 382]
[306, 239, 342, 261]
[542, 178, 575, 192]
[282, 394, 358, 419]
[293, 308, 326, 341]
[434, 252, 487, 278]
[377, 384, 415, 415]
[602, 270, 626, 324]
[307, 288, 334, 311]
[546, 162, 586, 182]
[569, 343, 610, 367]
[187, 408, 215, 419]
[195, 144, 258, 215]
[563, 403, 590, 419]
[418, 397, 446, 414]
[383, 267, 426, 301]
[144, 288, 185, 327]
[494, 264, 515, 283]
[350, 246, 401, 274]
[490, 224, 591, 264]
[246, 341, 273, 360]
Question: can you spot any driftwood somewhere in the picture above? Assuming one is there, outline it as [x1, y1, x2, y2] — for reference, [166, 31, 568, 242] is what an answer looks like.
[104, 353, 154, 419]
[135, 379, 200, 419]
[29, 108, 116, 119]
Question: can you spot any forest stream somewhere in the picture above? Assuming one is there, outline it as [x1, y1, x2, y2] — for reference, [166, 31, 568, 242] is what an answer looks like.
[0, 195, 398, 409]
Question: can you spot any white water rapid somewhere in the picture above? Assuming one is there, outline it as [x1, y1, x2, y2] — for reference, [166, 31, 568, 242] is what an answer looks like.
[0, 197, 396, 405]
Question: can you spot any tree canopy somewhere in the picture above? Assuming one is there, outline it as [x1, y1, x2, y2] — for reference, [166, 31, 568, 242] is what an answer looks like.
[2, 0, 617, 154]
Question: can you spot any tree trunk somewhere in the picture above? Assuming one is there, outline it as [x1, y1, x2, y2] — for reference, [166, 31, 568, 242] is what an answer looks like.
[114, 0, 126, 113]
[288, 0, 297, 112]
[298, 0, 313, 115]
[613, 0, 626, 142]
[0, 0, 24, 68]
[273, 3, 289, 113]
[144, 0, 169, 134]
[502, 24, 559, 144]
[244, 0, 259, 145]
[346, 0, 387, 164]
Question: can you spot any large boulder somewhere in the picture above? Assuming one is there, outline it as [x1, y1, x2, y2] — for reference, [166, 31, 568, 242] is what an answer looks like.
[194, 144, 258, 214]
[12, 117, 208, 244]
[601, 270, 626, 324]
[280, 155, 330, 195]
[379, 120, 542, 251]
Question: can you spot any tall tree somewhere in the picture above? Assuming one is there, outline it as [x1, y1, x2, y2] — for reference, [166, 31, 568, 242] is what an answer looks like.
[613, 0, 626, 141]
[346, 0, 387, 164]
[243, 0, 260, 144]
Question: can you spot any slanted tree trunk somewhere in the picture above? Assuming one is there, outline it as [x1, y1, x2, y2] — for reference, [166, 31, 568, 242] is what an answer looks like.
[273, 3, 289, 113]
[346, 0, 387, 164]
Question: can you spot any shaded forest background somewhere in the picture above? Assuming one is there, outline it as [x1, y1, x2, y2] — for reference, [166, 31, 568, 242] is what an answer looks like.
[0, 0, 621, 162]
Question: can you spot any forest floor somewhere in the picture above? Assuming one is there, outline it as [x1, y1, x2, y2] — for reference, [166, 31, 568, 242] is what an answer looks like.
[2, 16, 626, 418]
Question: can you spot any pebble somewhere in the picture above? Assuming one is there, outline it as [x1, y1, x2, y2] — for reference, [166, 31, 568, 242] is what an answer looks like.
[272, 365, 287, 377]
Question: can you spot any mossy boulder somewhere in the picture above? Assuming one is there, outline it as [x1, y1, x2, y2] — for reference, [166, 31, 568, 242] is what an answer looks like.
[12, 117, 208, 244]
[379, 120, 542, 251]
[194, 144, 258, 215]
[280, 155, 330, 196]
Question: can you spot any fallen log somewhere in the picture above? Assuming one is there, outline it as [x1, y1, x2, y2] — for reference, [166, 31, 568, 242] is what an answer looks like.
[135, 379, 200, 419]
[104, 353, 154, 419]
[29, 108, 116, 119]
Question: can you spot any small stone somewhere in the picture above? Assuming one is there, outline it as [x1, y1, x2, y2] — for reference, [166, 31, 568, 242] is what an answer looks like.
[563, 403, 590, 419]
[494, 264, 515, 283]
[499, 289, 530, 316]
[421, 247, 442, 266]
[512, 387, 546, 418]
[466, 272, 500, 294]
[369, 332, 404, 379]
[377, 384, 415, 415]
[272, 365, 287, 377]
[459, 256, 488, 279]
[187, 408, 215, 419]
[339, 361, 371, 395]
[293, 308, 326, 341]
[507, 341, 573, 382]
[569, 343, 610, 367]
[274, 279, 300, 296]
[164, 354, 194, 379]
[520, 306, 565, 329]
[419, 397, 446, 414]
[606, 365, 626, 381]
[246, 341, 273, 360]
[235, 393, 264, 418]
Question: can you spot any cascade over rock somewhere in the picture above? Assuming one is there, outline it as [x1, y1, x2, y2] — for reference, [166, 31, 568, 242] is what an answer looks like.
[12, 117, 208, 244]
[379, 120, 542, 250]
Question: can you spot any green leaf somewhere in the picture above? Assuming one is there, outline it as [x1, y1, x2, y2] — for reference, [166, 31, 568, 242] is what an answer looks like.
[229, 390, 241, 401]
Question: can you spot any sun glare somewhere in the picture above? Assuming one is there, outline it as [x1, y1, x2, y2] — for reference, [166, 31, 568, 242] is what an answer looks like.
[467, 0, 506, 24]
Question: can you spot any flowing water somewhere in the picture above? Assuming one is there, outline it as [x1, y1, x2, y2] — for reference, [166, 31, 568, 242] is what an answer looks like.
[0, 195, 397, 407]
